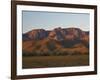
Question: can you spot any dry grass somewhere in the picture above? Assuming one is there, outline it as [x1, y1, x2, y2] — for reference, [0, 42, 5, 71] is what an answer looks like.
[22, 54, 89, 69]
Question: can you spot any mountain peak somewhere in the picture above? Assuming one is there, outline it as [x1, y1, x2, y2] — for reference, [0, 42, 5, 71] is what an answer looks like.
[54, 27, 62, 30]
[23, 27, 89, 41]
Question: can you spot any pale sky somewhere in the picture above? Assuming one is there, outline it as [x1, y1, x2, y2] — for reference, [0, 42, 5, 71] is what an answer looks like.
[22, 11, 90, 33]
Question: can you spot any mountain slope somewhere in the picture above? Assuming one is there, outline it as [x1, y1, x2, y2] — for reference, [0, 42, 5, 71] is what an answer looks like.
[22, 27, 89, 56]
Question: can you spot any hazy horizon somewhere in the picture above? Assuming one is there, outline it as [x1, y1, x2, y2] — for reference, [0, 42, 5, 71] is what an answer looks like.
[22, 11, 90, 33]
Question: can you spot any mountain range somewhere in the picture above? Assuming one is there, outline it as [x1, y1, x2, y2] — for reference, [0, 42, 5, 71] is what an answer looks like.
[22, 27, 89, 56]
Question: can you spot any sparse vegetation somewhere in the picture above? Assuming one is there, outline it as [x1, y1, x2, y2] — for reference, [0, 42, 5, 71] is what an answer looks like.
[22, 55, 89, 68]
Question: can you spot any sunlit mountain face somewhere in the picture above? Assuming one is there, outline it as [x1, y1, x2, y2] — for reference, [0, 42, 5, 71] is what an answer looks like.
[22, 27, 89, 56]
